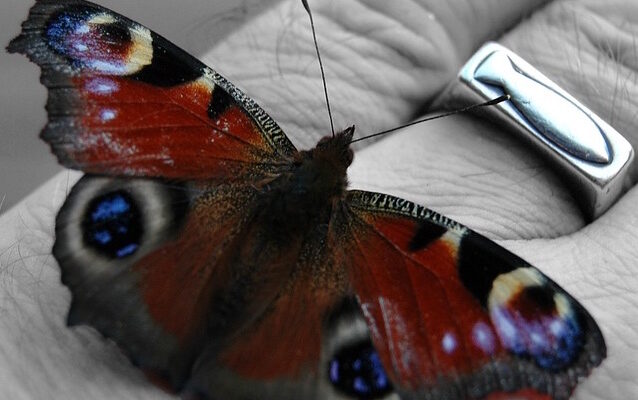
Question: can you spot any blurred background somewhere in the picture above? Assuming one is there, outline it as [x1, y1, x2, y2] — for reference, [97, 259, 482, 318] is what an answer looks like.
[1, 0, 279, 213]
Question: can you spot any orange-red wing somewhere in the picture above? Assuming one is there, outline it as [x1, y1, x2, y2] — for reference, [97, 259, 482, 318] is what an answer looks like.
[343, 190, 605, 400]
[8, 0, 296, 179]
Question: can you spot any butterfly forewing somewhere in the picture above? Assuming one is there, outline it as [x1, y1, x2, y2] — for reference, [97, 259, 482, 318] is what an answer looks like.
[7, 0, 295, 180]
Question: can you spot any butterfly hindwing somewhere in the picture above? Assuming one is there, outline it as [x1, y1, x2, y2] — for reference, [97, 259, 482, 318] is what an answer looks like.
[342, 190, 606, 400]
[54, 175, 270, 388]
[7, 0, 296, 179]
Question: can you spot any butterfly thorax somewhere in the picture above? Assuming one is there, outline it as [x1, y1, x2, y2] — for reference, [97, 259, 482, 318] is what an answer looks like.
[259, 127, 354, 231]
[296, 126, 354, 198]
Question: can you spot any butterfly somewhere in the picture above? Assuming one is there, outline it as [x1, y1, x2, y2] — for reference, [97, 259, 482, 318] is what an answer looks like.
[8, 0, 606, 399]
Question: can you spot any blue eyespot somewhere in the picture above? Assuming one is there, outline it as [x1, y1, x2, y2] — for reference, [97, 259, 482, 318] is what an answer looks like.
[82, 191, 142, 259]
[328, 341, 392, 398]
[46, 10, 90, 57]
[490, 286, 584, 371]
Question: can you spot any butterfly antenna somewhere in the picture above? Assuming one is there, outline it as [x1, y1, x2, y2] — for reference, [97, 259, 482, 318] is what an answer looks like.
[302, 0, 335, 137]
[349, 94, 511, 144]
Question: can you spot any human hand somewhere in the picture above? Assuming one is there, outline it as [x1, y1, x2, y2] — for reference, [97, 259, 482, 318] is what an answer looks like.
[1, 0, 636, 399]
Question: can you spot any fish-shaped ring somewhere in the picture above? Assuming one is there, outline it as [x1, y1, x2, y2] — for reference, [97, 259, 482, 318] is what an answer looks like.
[457, 42, 634, 220]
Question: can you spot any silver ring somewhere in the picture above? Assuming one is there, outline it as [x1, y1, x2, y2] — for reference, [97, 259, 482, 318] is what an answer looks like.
[454, 42, 634, 220]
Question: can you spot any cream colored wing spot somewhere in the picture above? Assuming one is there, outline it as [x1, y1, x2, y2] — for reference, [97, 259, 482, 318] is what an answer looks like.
[124, 23, 153, 74]
[487, 267, 545, 309]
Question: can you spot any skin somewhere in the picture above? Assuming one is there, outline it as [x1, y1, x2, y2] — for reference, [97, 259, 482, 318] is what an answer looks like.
[1, 0, 637, 398]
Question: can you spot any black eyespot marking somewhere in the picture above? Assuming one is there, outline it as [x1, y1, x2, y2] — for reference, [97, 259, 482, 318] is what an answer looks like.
[328, 341, 392, 399]
[408, 221, 447, 252]
[98, 19, 131, 43]
[325, 297, 361, 329]
[458, 232, 518, 306]
[207, 85, 234, 120]
[523, 286, 555, 312]
[82, 190, 142, 259]
[130, 33, 203, 86]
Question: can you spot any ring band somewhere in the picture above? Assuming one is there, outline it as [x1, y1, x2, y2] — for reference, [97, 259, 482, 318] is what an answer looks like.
[455, 42, 634, 220]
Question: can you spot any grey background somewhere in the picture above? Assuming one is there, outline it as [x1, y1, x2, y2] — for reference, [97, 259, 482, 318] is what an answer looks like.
[1, 0, 276, 213]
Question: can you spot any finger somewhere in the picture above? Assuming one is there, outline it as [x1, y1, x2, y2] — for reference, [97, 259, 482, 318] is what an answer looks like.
[349, 114, 584, 239]
[501, 184, 638, 400]
[499, 0, 638, 180]
[403, 0, 552, 65]
[203, 0, 552, 148]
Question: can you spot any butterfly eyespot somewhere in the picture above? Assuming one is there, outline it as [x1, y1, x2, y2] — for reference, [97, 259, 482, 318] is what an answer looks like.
[489, 268, 584, 371]
[328, 341, 392, 399]
[45, 8, 152, 75]
[81, 190, 143, 259]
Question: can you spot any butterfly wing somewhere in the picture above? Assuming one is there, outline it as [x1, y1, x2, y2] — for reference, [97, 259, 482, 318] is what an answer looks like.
[7, 0, 299, 390]
[342, 190, 606, 400]
[7, 0, 296, 180]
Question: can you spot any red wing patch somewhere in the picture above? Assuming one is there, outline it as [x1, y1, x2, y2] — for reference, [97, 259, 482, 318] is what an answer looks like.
[132, 183, 259, 343]
[217, 283, 339, 380]
[53, 74, 283, 179]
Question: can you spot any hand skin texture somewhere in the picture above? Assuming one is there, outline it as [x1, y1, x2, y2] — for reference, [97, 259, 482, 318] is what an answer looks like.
[1, 0, 637, 399]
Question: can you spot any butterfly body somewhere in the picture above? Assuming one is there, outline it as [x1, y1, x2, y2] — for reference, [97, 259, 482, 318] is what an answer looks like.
[8, 1, 605, 399]
[261, 127, 353, 231]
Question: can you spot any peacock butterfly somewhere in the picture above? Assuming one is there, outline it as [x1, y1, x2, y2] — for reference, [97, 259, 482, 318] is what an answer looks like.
[7, 0, 605, 399]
